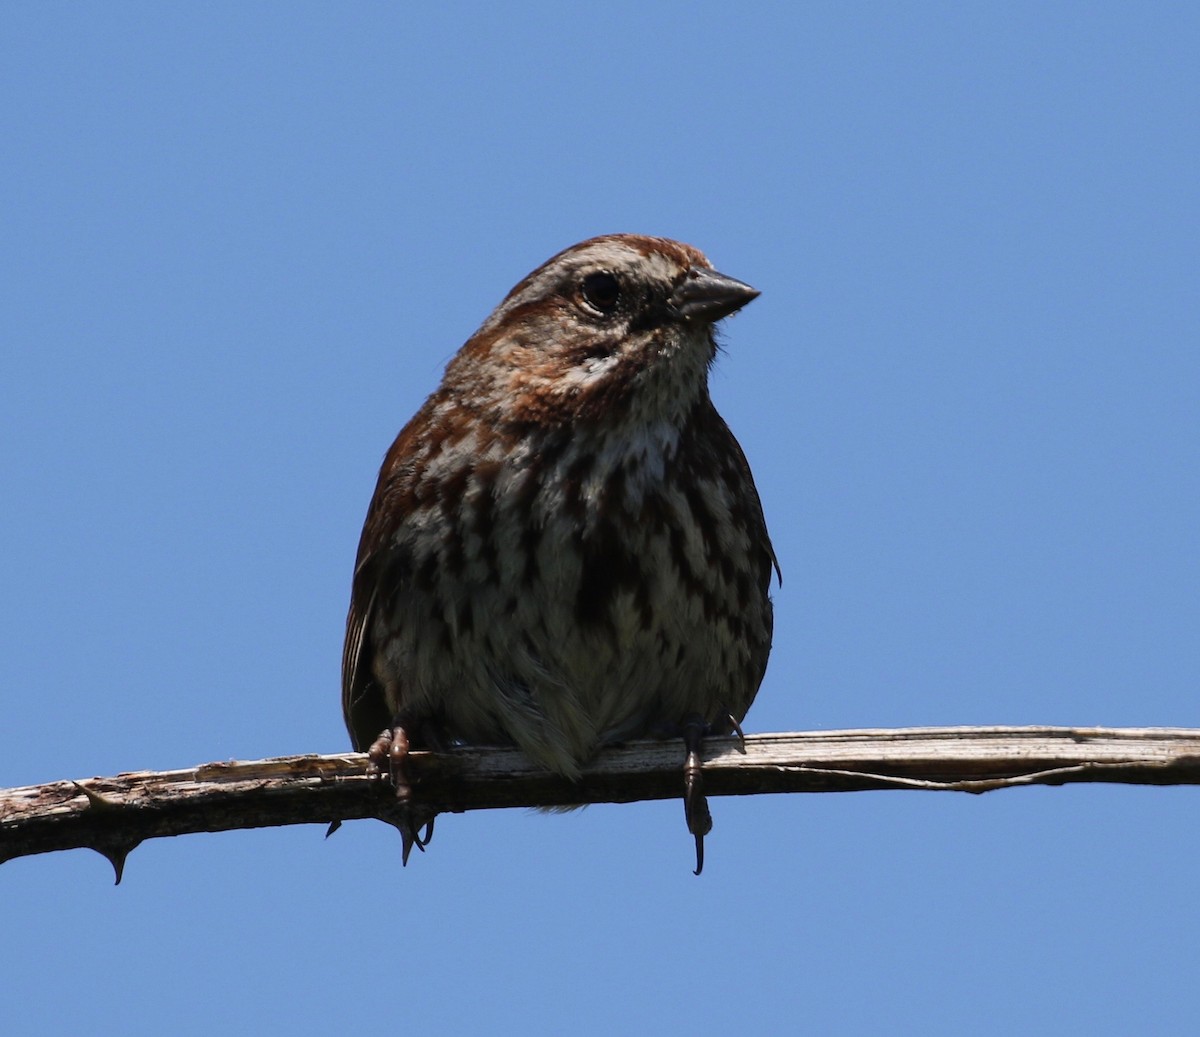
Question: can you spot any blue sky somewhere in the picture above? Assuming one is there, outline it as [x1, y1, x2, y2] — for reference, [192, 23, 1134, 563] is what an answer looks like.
[3, 3, 1198, 1033]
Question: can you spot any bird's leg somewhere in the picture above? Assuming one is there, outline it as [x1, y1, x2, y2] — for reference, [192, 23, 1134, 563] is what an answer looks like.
[681, 714, 713, 876]
[366, 721, 436, 864]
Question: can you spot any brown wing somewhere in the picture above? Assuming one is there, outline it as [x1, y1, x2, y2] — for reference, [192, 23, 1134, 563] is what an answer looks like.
[341, 410, 431, 752]
[703, 400, 780, 591]
[720, 417, 778, 723]
[341, 547, 392, 752]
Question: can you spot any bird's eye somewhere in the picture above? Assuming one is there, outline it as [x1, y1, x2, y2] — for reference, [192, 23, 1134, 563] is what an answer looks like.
[579, 271, 622, 315]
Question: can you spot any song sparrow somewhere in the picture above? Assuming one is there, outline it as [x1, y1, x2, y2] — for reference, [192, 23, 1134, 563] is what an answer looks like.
[343, 234, 777, 872]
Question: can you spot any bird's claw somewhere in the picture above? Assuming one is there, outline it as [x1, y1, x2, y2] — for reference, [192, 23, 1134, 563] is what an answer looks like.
[725, 711, 747, 753]
[390, 811, 436, 865]
[366, 723, 435, 863]
[682, 716, 713, 876]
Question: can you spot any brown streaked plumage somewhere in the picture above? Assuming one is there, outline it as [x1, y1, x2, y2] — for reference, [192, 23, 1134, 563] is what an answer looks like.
[343, 234, 777, 871]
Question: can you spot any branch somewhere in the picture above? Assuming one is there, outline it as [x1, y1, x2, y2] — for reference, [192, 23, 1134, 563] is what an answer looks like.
[4, 726, 1199, 880]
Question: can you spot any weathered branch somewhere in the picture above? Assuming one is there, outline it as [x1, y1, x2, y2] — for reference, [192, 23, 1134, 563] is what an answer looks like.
[3, 726, 1199, 880]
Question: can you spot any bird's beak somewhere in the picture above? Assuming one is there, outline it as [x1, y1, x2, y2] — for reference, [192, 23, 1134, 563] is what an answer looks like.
[669, 266, 760, 323]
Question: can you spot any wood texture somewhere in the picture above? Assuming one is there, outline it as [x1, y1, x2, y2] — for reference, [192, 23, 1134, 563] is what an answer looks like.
[3, 726, 1199, 879]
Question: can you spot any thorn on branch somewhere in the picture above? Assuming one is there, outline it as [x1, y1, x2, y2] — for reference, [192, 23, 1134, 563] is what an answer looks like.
[93, 840, 141, 885]
[72, 780, 122, 811]
[3, 729, 1200, 878]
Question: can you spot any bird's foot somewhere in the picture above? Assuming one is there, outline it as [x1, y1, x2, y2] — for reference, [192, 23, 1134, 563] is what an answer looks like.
[367, 724, 413, 799]
[366, 724, 436, 864]
[682, 715, 714, 876]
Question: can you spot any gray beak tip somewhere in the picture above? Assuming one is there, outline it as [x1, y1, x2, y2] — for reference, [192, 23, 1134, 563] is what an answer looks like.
[669, 266, 760, 323]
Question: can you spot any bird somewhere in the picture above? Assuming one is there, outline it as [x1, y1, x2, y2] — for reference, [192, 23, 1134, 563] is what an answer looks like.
[343, 234, 777, 872]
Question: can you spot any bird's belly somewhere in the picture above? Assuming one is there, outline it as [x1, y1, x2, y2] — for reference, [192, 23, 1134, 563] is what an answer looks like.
[381, 527, 766, 777]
